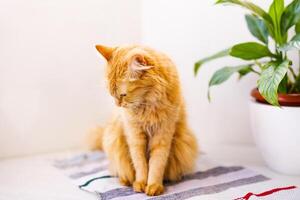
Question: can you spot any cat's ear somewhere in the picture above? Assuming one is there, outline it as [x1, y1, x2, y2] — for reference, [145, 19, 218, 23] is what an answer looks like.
[95, 45, 115, 61]
[130, 55, 153, 71]
[128, 54, 153, 80]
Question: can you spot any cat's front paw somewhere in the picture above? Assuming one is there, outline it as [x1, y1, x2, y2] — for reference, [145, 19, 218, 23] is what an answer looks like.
[133, 181, 146, 193]
[145, 183, 164, 196]
[119, 177, 133, 186]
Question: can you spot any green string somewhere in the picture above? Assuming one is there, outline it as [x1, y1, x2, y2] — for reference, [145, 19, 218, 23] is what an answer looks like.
[79, 175, 114, 188]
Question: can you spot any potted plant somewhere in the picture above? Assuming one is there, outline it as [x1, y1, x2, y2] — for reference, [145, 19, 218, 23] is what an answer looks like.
[195, 0, 300, 175]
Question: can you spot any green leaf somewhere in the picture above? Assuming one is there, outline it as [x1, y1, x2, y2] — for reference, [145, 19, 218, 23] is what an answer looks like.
[269, 0, 285, 44]
[293, 76, 300, 93]
[208, 64, 253, 100]
[245, 14, 269, 44]
[296, 22, 300, 33]
[278, 74, 288, 93]
[216, 0, 276, 40]
[216, 0, 273, 25]
[230, 42, 274, 60]
[238, 65, 253, 78]
[258, 60, 289, 106]
[194, 48, 230, 75]
[281, 0, 300, 34]
[278, 33, 300, 51]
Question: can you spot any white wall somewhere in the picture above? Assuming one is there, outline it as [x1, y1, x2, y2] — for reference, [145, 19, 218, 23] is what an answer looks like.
[1, 0, 297, 158]
[0, 0, 141, 158]
[141, 0, 290, 149]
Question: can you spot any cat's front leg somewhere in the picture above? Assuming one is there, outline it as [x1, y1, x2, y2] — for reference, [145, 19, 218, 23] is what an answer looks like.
[146, 127, 174, 196]
[126, 128, 148, 192]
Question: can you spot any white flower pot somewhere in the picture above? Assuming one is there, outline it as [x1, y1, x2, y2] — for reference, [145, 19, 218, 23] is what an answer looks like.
[249, 100, 300, 175]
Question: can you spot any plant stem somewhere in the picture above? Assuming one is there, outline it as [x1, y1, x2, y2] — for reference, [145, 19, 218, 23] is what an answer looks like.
[289, 66, 297, 80]
[289, 75, 300, 93]
[298, 51, 300, 77]
[250, 68, 260, 75]
[254, 60, 263, 69]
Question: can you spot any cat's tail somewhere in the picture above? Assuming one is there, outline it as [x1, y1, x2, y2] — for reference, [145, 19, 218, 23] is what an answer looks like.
[86, 126, 104, 151]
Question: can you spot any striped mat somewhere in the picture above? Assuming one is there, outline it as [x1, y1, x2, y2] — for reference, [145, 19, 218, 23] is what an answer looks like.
[53, 151, 299, 200]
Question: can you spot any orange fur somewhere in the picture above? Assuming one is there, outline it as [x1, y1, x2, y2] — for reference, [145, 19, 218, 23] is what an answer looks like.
[92, 44, 198, 196]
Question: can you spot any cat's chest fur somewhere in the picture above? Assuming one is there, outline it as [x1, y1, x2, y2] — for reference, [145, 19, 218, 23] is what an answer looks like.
[120, 105, 176, 137]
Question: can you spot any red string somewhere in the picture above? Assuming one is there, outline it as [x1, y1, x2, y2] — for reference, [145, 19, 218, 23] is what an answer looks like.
[234, 186, 297, 200]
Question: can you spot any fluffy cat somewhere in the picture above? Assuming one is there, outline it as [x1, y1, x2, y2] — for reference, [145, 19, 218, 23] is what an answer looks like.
[90, 44, 198, 196]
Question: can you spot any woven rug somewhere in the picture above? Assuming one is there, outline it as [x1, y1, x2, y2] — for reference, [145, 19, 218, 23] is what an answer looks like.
[53, 151, 299, 200]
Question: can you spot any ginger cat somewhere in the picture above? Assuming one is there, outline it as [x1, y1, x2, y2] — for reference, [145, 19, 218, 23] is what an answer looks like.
[90, 44, 198, 196]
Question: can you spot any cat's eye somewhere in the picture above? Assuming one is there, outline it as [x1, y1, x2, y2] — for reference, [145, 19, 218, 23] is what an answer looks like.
[120, 93, 127, 97]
